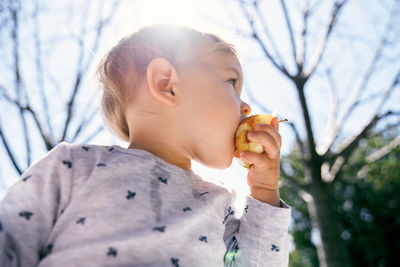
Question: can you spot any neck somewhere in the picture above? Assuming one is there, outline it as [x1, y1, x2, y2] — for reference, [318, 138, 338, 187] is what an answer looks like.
[128, 140, 192, 171]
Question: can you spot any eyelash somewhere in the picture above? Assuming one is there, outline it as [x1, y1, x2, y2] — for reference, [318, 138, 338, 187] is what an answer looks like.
[228, 78, 237, 87]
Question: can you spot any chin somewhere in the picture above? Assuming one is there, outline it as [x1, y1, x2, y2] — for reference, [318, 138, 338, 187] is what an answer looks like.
[202, 152, 233, 169]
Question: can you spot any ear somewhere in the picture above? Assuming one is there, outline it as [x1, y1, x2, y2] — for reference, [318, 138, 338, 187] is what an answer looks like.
[146, 58, 178, 107]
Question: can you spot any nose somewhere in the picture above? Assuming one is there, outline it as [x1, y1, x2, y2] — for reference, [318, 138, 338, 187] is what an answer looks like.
[241, 101, 251, 116]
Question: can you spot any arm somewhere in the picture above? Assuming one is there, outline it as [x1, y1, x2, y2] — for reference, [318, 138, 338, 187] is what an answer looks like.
[223, 190, 291, 267]
[0, 142, 73, 267]
[224, 122, 291, 266]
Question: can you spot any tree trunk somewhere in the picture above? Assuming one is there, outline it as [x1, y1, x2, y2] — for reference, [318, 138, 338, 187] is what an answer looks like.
[307, 161, 352, 267]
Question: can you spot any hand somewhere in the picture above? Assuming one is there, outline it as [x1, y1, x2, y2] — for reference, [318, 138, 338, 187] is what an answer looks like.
[239, 121, 281, 192]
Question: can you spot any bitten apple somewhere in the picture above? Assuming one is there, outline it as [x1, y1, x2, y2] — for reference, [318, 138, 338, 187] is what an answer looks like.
[234, 114, 287, 168]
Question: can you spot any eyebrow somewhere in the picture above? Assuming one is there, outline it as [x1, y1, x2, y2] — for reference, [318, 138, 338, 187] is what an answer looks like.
[225, 67, 241, 78]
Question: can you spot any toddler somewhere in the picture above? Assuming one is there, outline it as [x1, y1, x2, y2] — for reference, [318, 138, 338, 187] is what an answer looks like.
[0, 24, 291, 267]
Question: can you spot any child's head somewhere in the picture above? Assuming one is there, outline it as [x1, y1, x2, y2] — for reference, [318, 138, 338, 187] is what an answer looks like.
[96, 24, 251, 170]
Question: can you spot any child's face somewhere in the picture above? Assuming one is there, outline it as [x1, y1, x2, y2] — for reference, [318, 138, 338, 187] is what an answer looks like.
[176, 50, 251, 169]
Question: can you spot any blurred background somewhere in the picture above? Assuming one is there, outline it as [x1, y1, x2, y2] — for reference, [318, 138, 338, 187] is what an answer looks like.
[0, 0, 399, 266]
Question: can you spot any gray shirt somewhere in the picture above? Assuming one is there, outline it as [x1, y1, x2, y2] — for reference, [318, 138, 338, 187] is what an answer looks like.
[0, 142, 291, 267]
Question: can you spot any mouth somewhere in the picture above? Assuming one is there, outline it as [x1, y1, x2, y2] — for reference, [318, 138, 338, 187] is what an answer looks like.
[237, 116, 249, 130]
[240, 114, 249, 123]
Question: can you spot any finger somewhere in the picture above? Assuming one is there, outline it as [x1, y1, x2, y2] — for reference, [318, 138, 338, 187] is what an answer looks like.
[253, 124, 282, 149]
[247, 131, 280, 159]
[240, 150, 268, 169]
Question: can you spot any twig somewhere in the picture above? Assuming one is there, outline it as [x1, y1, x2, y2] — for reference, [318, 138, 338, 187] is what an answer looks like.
[305, 0, 348, 78]
[279, 0, 298, 67]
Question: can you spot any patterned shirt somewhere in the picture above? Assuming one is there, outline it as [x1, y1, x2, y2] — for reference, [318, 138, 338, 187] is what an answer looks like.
[0, 142, 291, 266]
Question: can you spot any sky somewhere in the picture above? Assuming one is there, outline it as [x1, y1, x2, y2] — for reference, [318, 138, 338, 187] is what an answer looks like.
[1, 0, 399, 251]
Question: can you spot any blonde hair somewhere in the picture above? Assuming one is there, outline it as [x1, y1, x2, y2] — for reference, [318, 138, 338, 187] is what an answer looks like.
[96, 24, 237, 142]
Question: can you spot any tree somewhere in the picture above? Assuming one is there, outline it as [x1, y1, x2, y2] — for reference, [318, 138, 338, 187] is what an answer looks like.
[280, 128, 400, 267]
[226, 0, 400, 266]
[335, 128, 400, 267]
[0, 0, 122, 176]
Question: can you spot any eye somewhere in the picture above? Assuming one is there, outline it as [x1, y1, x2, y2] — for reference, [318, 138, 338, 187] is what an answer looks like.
[228, 78, 237, 87]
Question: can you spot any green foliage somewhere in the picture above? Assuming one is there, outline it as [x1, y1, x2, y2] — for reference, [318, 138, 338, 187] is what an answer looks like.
[280, 145, 319, 267]
[333, 130, 400, 267]
[281, 130, 400, 267]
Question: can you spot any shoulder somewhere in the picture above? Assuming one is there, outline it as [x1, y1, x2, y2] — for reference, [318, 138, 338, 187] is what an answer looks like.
[39, 142, 117, 168]
[29, 141, 72, 168]
[65, 142, 121, 161]
[66, 142, 114, 154]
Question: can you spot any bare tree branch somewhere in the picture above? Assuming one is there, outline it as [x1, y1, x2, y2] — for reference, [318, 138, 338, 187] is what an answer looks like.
[332, 110, 397, 161]
[238, 0, 292, 78]
[366, 135, 400, 163]
[61, 0, 120, 141]
[252, 1, 286, 68]
[305, 0, 348, 78]
[69, 0, 121, 143]
[321, 14, 394, 155]
[0, 124, 23, 175]
[71, 106, 99, 143]
[321, 155, 344, 183]
[279, 0, 298, 68]
[368, 118, 400, 139]
[10, 2, 33, 166]
[0, 0, 125, 179]
[298, 0, 311, 68]
[296, 77, 318, 160]
[0, 84, 54, 150]
[326, 110, 400, 182]
[25, 106, 54, 149]
[372, 70, 400, 115]
[82, 0, 120, 72]
[356, 135, 400, 179]
[33, 0, 55, 146]
[318, 67, 339, 155]
[287, 121, 305, 158]
[61, 29, 86, 141]
[81, 125, 104, 144]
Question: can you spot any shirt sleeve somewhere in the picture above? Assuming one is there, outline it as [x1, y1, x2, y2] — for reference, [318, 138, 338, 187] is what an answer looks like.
[0, 142, 73, 267]
[223, 189, 291, 267]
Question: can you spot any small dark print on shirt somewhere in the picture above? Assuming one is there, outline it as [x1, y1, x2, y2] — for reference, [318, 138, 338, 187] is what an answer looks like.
[19, 211, 34, 220]
[199, 236, 208, 243]
[271, 244, 280, 252]
[223, 207, 235, 224]
[171, 257, 180, 267]
[39, 243, 53, 260]
[158, 176, 168, 184]
[126, 190, 136, 199]
[153, 225, 166, 232]
[107, 247, 118, 257]
[22, 175, 32, 182]
[76, 217, 86, 224]
[62, 160, 73, 168]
